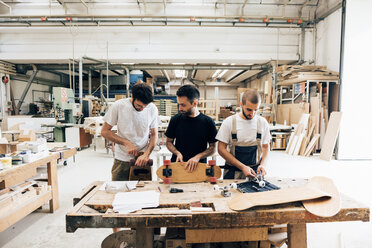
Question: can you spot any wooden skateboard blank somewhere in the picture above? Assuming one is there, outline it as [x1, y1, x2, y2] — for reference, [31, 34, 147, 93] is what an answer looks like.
[320, 112, 342, 161]
[302, 176, 340, 217]
[228, 176, 336, 213]
[156, 162, 222, 183]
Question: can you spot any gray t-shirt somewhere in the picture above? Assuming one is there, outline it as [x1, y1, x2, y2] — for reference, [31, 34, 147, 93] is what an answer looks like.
[103, 98, 158, 162]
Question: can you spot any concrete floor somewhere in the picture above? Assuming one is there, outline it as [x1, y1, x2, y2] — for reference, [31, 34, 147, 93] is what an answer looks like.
[1, 141, 372, 248]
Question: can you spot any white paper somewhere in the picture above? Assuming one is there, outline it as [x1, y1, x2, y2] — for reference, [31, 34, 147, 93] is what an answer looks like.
[112, 190, 160, 214]
[99, 181, 138, 192]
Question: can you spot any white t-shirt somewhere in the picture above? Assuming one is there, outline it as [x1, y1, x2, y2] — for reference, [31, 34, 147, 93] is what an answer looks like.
[216, 113, 271, 150]
[103, 98, 158, 162]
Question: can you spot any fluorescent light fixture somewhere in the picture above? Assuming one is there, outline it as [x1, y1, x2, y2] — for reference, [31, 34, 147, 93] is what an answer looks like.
[172, 63, 185, 65]
[174, 70, 185, 78]
[218, 69, 228, 78]
[212, 69, 221, 78]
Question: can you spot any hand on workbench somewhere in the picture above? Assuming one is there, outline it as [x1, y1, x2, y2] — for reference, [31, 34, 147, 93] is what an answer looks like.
[242, 166, 256, 178]
[135, 154, 149, 167]
[257, 165, 266, 177]
[185, 156, 200, 172]
[125, 142, 138, 156]
[176, 152, 184, 163]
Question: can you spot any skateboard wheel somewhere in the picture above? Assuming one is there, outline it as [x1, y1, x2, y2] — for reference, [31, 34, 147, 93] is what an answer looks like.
[148, 159, 153, 166]
[163, 178, 172, 184]
[164, 160, 171, 166]
[208, 160, 216, 166]
[259, 181, 266, 188]
[209, 177, 217, 184]
[213, 185, 219, 191]
[230, 183, 237, 189]
[129, 159, 135, 166]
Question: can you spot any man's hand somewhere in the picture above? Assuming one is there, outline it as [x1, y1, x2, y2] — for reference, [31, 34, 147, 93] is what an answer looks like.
[257, 165, 266, 177]
[185, 155, 200, 172]
[242, 166, 256, 178]
[176, 152, 184, 163]
[135, 153, 149, 167]
[124, 142, 138, 156]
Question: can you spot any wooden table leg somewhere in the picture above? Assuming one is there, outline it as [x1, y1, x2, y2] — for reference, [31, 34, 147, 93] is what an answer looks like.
[287, 224, 307, 248]
[47, 160, 59, 213]
[136, 227, 154, 248]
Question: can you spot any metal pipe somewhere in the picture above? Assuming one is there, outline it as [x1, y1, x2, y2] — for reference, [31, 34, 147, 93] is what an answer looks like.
[80, 0, 89, 14]
[106, 41, 109, 99]
[88, 70, 92, 95]
[123, 67, 130, 98]
[79, 57, 83, 103]
[15, 65, 38, 115]
[100, 70, 103, 100]
[0, 0, 11, 14]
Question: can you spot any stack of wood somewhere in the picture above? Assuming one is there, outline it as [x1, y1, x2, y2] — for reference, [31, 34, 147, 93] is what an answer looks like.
[276, 65, 339, 86]
[91, 99, 101, 116]
[198, 99, 219, 121]
[219, 107, 233, 120]
[285, 114, 320, 157]
[154, 100, 178, 117]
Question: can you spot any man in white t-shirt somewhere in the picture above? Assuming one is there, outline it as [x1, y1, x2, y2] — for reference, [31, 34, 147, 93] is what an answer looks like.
[101, 83, 158, 181]
[216, 89, 271, 179]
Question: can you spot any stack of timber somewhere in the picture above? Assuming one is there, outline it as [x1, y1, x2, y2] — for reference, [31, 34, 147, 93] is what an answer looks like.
[285, 114, 319, 157]
[154, 100, 178, 117]
[276, 65, 339, 86]
[198, 99, 219, 121]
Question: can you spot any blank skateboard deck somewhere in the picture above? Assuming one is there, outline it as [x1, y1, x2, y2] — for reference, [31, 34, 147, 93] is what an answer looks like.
[156, 162, 222, 183]
[228, 176, 337, 214]
[302, 176, 340, 217]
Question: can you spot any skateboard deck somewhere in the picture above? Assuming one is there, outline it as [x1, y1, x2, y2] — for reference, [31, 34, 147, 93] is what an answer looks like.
[302, 176, 340, 217]
[228, 176, 339, 216]
[156, 162, 222, 183]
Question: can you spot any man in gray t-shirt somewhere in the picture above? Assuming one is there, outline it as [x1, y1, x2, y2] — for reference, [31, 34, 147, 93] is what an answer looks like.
[102, 83, 158, 181]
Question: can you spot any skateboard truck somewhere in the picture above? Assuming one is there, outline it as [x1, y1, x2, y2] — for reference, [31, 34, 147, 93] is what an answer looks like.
[162, 160, 172, 184]
[213, 183, 237, 197]
[169, 188, 183, 193]
[251, 172, 265, 188]
[206, 160, 217, 184]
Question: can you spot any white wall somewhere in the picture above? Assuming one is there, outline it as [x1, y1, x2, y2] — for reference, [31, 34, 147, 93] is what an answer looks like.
[337, 0, 372, 160]
[315, 8, 342, 71]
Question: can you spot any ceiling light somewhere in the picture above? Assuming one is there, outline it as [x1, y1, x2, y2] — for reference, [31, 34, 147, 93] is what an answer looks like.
[174, 70, 185, 78]
[218, 70, 228, 78]
[212, 70, 221, 78]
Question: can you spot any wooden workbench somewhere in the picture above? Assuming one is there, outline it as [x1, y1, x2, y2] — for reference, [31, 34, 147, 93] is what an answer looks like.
[66, 178, 369, 248]
[0, 148, 77, 232]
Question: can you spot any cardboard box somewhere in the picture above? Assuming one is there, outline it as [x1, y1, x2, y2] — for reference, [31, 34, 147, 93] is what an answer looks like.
[115, 95, 126, 101]
[0, 143, 18, 154]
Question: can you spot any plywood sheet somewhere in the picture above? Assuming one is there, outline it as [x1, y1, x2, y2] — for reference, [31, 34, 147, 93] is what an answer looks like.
[320, 112, 342, 161]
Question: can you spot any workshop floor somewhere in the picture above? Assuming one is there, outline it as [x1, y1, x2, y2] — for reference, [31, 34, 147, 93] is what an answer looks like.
[1, 140, 372, 248]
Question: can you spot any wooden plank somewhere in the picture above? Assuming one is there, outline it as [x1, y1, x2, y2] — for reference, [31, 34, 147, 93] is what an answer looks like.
[299, 136, 309, 156]
[304, 134, 320, 157]
[185, 227, 268, 243]
[288, 135, 299, 155]
[47, 159, 59, 212]
[293, 134, 305, 156]
[287, 224, 307, 248]
[320, 112, 342, 161]
[136, 227, 154, 248]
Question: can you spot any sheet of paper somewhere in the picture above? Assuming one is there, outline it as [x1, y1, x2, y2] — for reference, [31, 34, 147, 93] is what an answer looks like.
[112, 190, 160, 214]
[99, 181, 138, 191]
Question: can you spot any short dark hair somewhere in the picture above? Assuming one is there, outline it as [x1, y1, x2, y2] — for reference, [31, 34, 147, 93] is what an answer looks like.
[176, 85, 200, 104]
[241, 89, 261, 105]
[132, 83, 153, 104]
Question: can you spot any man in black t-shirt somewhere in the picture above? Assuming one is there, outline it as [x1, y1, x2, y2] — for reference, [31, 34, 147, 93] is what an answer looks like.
[165, 85, 217, 172]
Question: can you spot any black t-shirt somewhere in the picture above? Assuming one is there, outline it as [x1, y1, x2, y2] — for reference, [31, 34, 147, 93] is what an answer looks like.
[165, 113, 217, 163]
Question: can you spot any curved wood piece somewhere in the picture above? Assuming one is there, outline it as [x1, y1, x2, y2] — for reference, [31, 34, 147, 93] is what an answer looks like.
[302, 176, 340, 217]
[156, 162, 222, 183]
[228, 176, 333, 212]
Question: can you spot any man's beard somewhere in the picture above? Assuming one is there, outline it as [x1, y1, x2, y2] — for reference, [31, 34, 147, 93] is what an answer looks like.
[242, 110, 253, 120]
[132, 99, 141, 112]
[181, 109, 193, 116]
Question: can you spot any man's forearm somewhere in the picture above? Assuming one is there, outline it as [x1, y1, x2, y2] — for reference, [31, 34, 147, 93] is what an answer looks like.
[101, 130, 131, 147]
[143, 129, 158, 156]
[218, 143, 246, 171]
[166, 140, 180, 156]
[195, 143, 216, 160]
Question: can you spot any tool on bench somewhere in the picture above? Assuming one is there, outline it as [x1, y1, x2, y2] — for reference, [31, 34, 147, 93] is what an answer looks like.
[213, 183, 237, 197]
[169, 188, 184, 193]
[129, 152, 153, 181]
